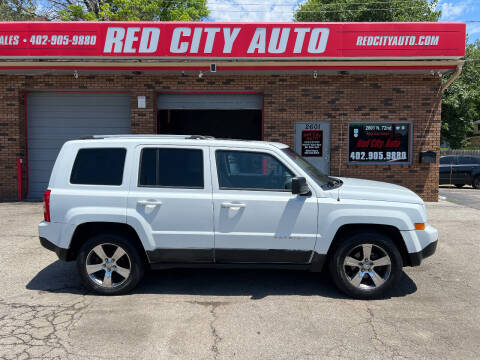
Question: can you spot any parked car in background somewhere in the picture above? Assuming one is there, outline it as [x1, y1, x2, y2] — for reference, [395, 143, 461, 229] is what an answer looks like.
[439, 155, 480, 189]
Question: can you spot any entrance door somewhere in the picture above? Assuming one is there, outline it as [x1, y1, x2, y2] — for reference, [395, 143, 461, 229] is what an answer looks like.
[211, 147, 318, 263]
[294, 122, 330, 175]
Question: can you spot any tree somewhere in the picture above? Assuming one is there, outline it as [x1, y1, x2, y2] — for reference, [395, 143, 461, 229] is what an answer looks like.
[294, 0, 440, 22]
[0, 0, 43, 20]
[47, 0, 209, 21]
[441, 40, 480, 148]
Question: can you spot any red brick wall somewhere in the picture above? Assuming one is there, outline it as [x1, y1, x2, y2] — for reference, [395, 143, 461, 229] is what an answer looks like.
[0, 73, 442, 201]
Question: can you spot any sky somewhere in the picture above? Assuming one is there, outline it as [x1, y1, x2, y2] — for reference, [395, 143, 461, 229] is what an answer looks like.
[206, 0, 480, 42]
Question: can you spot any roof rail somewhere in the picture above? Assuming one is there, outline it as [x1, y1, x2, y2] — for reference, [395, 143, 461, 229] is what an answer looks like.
[77, 134, 205, 140]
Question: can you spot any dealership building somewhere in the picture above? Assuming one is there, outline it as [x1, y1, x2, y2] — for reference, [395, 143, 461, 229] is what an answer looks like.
[0, 21, 465, 201]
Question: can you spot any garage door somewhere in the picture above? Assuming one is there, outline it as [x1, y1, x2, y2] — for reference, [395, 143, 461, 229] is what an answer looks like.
[157, 93, 263, 140]
[27, 92, 130, 199]
[157, 93, 262, 110]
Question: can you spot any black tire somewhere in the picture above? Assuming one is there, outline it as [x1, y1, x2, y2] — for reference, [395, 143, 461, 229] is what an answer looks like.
[77, 233, 145, 295]
[454, 184, 465, 188]
[473, 176, 480, 189]
[328, 232, 403, 300]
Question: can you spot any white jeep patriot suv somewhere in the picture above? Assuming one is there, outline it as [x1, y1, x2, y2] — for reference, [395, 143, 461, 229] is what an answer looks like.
[39, 135, 437, 299]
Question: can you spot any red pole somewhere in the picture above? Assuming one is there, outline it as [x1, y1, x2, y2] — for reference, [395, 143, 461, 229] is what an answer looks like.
[16, 157, 23, 201]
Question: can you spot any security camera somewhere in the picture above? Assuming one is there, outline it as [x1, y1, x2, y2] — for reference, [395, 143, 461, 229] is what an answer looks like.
[73, 70, 79, 79]
[313, 71, 318, 79]
[198, 71, 204, 79]
[210, 64, 216, 73]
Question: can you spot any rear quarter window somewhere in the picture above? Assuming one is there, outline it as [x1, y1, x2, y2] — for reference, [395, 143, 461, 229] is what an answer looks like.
[70, 148, 126, 185]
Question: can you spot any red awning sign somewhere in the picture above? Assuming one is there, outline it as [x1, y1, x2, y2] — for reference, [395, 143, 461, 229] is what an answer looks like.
[0, 22, 465, 59]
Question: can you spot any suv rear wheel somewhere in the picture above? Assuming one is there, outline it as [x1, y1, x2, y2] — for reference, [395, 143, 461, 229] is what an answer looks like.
[77, 233, 145, 295]
[329, 232, 403, 299]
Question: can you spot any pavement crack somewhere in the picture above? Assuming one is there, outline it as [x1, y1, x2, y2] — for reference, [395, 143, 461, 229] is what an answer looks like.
[0, 296, 92, 359]
[365, 305, 407, 360]
[209, 303, 222, 360]
[185, 300, 227, 360]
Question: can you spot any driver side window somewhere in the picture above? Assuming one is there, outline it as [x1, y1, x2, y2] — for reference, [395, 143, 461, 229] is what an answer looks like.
[216, 150, 294, 191]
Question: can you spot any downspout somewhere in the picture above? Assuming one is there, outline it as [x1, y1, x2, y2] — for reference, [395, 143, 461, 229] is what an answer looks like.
[439, 61, 464, 93]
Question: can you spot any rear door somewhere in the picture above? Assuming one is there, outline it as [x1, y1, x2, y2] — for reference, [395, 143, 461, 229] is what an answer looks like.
[127, 145, 214, 263]
[210, 147, 318, 263]
[451, 156, 470, 184]
[454, 156, 476, 184]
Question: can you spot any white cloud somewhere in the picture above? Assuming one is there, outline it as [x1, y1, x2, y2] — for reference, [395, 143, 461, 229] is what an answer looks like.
[439, 0, 470, 20]
[207, 0, 301, 22]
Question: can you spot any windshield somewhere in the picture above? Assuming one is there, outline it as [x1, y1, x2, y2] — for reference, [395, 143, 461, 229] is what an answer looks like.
[282, 148, 331, 187]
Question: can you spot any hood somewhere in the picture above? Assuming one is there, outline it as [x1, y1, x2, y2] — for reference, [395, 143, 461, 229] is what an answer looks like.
[335, 177, 424, 204]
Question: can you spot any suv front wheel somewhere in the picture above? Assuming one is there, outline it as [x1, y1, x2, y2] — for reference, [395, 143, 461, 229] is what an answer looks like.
[329, 232, 403, 299]
[77, 233, 145, 295]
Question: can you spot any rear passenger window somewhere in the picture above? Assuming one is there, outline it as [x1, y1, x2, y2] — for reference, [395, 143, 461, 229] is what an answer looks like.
[70, 148, 126, 185]
[139, 148, 204, 188]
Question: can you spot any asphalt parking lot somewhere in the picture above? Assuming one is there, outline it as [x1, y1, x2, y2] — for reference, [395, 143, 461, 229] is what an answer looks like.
[1, 201, 479, 360]
[439, 185, 480, 210]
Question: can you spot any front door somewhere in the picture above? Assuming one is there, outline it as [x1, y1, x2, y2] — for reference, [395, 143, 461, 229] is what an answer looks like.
[211, 147, 318, 263]
[439, 156, 455, 184]
[295, 122, 330, 175]
[127, 145, 214, 263]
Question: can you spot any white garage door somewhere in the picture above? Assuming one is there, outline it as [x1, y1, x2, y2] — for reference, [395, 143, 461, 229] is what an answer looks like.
[157, 93, 262, 110]
[27, 92, 131, 199]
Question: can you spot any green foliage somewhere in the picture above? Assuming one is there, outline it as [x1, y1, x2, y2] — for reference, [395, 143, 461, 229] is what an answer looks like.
[0, 0, 42, 20]
[56, 0, 209, 21]
[294, 0, 441, 22]
[442, 40, 480, 149]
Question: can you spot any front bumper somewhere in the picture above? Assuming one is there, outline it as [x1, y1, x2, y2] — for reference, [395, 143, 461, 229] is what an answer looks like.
[401, 224, 438, 266]
[40, 237, 69, 261]
[408, 240, 437, 266]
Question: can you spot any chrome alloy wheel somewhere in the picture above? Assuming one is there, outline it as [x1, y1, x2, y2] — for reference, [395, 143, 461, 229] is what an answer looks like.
[343, 244, 392, 289]
[86, 243, 131, 288]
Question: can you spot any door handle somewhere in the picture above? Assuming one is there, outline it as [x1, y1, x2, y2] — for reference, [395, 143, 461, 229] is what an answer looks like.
[221, 202, 246, 209]
[138, 199, 163, 207]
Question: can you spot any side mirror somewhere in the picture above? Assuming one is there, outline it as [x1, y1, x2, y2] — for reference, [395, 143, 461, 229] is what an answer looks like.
[291, 177, 310, 195]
